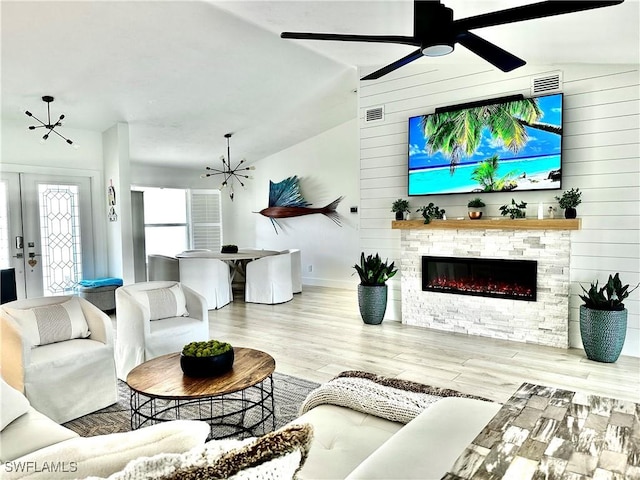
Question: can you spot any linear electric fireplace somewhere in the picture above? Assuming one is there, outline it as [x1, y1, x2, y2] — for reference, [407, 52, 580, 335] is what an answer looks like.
[422, 256, 537, 301]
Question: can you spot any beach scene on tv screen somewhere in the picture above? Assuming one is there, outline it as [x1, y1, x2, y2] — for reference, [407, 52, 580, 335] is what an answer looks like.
[408, 93, 563, 195]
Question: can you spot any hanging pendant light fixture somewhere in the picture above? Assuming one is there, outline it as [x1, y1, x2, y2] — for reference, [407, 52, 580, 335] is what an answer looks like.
[200, 133, 255, 201]
[24, 96, 77, 147]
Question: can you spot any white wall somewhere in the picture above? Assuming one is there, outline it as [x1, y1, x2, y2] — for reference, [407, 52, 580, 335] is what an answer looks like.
[222, 119, 360, 289]
[103, 123, 135, 284]
[357, 63, 640, 357]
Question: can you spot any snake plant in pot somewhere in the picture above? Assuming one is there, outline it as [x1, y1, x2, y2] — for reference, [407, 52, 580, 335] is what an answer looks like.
[579, 273, 639, 363]
[353, 252, 397, 325]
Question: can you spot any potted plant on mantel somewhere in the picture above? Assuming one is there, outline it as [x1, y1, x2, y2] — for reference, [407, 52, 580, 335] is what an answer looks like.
[579, 273, 639, 363]
[391, 198, 411, 220]
[555, 187, 582, 219]
[416, 203, 446, 224]
[499, 199, 527, 219]
[467, 197, 486, 220]
[353, 252, 397, 325]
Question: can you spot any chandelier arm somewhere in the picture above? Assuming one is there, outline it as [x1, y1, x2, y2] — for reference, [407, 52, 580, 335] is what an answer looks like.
[26, 113, 47, 127]
[50, 128, 72, 142]
[41, 125, 55, 140]
[205, 167, 227, 174]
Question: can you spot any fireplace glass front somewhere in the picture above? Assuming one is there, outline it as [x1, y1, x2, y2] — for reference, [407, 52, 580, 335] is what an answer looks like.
[422, 256, 537, 301]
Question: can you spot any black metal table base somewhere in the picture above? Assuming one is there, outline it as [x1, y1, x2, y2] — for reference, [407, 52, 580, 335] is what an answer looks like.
[130, 375, 275, 440]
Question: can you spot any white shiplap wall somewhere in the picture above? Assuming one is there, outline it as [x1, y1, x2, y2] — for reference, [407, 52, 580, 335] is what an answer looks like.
[358, 63, 640, 357]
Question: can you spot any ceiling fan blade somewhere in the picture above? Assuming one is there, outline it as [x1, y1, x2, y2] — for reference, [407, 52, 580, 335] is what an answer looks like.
[281, 32, 420, 46]
[361, 48, 424, 81]
[454, 1, 624, 31]
[457, 31, 526, 72]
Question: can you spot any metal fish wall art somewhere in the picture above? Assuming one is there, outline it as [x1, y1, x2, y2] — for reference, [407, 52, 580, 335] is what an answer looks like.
[257, 176, 344, 234]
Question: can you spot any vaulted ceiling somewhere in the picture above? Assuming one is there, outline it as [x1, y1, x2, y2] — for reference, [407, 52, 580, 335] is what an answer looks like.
[2, 1, 638, 170]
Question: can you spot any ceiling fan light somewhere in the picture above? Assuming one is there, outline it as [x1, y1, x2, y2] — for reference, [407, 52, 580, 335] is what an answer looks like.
[422, 43, 454, 57]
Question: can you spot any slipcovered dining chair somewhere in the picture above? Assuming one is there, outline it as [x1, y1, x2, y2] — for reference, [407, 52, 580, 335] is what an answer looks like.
[114, 281, 208, 380]
[147, 254, 180, 282]
[280, 248, 302, 293]
[245, 252, 294, 304]
[178, 258, 232, 309]
[0, 295, 118, 423]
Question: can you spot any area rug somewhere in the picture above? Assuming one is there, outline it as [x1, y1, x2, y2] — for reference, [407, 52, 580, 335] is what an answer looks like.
[63, 372, 319, 437]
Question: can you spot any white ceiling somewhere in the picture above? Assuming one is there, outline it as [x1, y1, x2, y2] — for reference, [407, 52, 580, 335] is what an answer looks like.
[2, 0, 638, 170]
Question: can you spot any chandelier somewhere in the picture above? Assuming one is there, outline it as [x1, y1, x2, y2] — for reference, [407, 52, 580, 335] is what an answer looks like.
[25, 96, 76, 147]
[200, 133, 254, 201]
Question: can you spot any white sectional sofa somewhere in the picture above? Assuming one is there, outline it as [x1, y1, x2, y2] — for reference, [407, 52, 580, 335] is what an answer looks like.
[1, 366, 500, 480]
[295, 398, 500, 479]
[289, 371, 502, 480]
[0, 378, 209, 479]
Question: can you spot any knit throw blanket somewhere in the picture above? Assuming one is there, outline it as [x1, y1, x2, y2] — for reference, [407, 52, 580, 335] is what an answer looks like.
[300, 370, 492, 425]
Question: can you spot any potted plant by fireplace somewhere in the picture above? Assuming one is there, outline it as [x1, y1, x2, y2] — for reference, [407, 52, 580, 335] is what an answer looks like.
[467, 197, 486, 220]
[353, 252, 397, 325]
[579, 273, 639, 363]
[555, 187, 582, 219]
[391, 198, 410, 220]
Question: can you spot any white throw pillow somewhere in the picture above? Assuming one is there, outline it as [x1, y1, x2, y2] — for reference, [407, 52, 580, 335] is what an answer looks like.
[85, 423, 314, 480]
[0, 420, 209, 480]
[3, 297, 90, 346]
[0, 379, 30, 431]
[132, 284, 189, 321]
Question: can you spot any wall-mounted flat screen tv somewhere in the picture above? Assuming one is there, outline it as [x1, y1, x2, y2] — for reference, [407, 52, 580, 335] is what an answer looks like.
[408, 93, 563, 196]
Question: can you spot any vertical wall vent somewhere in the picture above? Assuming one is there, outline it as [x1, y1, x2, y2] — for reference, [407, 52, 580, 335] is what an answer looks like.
[364, 105, 384, 123]
[531, 72, 562, 95]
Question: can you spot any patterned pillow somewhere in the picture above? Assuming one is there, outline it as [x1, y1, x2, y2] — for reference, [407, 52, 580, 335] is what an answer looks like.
[87, 423, 314, 480]
[132, 284, 189, 321]
[3, 297, 91, 346]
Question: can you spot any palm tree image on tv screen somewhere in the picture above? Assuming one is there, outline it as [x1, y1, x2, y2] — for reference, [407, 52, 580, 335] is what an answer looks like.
[408, 93, 563, 196]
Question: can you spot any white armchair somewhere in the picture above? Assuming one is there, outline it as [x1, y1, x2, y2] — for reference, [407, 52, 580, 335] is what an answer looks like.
[147, 254, 180, 282]
[0, 295, 118, 424]
[178, 258, 232, 309]
[281, 248, 302, 293]
[114, 281, 208, 380]
[245, 253, 294, 304]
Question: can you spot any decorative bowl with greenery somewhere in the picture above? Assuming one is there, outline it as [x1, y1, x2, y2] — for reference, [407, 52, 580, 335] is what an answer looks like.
[221, 244, 239, 253]
[499, 199, 527, 219]
[578, 273, 639, 363]
[416, 203, 446, 224]
[467, 198, 486, 219]
[353, 252, 397, 286]
[180, 340, 234, 377]
[555, 188, 582, 219]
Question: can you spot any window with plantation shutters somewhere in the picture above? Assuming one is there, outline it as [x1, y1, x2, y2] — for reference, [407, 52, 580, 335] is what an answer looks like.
[189, 189, 222, 251]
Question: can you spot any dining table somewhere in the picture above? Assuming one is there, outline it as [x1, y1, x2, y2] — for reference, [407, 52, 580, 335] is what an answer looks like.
[175, 249, 279, 283]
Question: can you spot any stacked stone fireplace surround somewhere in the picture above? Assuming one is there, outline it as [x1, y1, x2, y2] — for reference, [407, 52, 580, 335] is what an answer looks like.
[400, 225, 573, 348]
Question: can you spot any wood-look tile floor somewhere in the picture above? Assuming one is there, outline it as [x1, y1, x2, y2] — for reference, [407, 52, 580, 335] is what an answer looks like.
[209, 286, 640, 404]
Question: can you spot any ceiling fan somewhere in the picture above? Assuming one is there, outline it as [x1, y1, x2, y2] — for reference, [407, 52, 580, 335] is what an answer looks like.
[281, 0, 624, 80]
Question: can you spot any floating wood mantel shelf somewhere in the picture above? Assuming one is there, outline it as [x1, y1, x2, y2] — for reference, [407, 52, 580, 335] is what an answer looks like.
[392, 218, 581, 231]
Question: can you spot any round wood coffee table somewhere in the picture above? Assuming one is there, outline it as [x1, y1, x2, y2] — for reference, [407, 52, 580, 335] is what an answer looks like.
[126, 347, 276, 439]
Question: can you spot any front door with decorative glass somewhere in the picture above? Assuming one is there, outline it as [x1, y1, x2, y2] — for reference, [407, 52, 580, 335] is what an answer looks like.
[0, 172, 94, 298]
